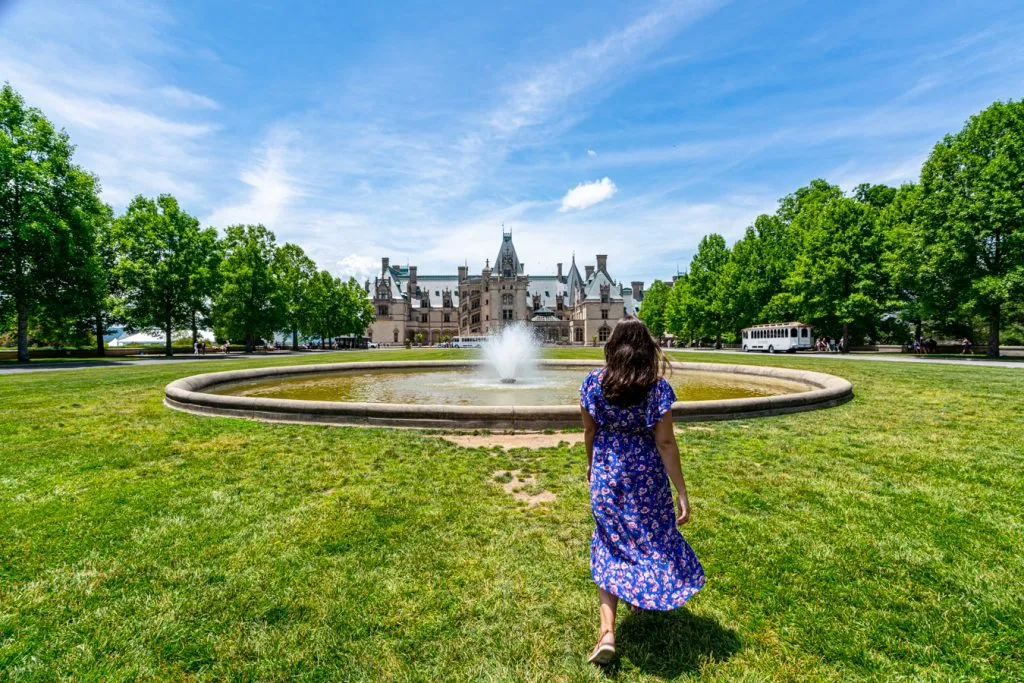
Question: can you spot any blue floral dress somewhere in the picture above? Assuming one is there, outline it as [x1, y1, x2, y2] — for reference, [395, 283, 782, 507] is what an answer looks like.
[580, 368, 705, 610]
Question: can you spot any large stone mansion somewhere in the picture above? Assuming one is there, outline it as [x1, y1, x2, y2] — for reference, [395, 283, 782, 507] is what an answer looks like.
[368, 231, 644, 345]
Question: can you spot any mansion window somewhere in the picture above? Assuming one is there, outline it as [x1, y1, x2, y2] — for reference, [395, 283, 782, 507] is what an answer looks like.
[599, 326, 611, 342]
[420, 314, 428, 323]
[502, 294, 513, 305]
[471, 300, 480, 310]
[444, 313, 450, 323]
[601, 294, 609, 304]
[502, 310, 514, 321]
[601, 309, 609, 319]
[471, 313, 480, 324]
[377, 305, 389, 316]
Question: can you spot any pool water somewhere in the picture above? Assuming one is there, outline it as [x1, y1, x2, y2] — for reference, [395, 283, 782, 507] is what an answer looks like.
[214, 367, 807, 406]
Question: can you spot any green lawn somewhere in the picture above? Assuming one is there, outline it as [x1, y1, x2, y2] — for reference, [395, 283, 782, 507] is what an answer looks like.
[1, 350, 1021, 681]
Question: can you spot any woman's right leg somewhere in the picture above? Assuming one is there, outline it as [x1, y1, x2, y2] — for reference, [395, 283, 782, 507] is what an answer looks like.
[589, 585, 618, 663]
[598, 586, 617, 637]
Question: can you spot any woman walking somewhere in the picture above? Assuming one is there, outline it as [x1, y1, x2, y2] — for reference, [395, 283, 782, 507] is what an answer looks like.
[580, 318, 705, 665]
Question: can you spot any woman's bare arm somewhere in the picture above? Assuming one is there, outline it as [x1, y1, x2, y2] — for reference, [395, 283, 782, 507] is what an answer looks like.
[654, 411, 690, 525]
[581, 407, 597, 482]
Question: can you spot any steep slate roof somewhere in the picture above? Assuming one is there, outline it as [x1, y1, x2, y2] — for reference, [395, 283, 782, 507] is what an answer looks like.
[582, 265, 624, 303]
[564, 255, 584, 307]
[386, 266, 460, 307]
[495, 231, 524, 276]
[526, 275, 563, 310]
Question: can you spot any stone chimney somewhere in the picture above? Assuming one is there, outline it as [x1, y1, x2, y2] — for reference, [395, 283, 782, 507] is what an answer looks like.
[631, 281, 644, 299]
[596, 254, 608, 273]
[585, 265, 595, 279]
[381, 257, 390, 275]
[557, 262, 563, 279]
[407, 265, 418, 295]
[458, 265, 468, 282]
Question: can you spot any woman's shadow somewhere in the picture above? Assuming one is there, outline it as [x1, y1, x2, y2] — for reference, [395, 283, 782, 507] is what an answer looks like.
[603, 608, 740, 678]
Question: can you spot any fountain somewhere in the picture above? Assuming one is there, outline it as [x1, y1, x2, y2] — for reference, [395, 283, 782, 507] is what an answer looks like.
[481, 324, 538, 384]
[165, 351, 854, 430]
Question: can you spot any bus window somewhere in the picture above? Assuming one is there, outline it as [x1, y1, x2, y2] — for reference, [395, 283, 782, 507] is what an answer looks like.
[801, 328, 808, 337]
[791, 328, 797, 337]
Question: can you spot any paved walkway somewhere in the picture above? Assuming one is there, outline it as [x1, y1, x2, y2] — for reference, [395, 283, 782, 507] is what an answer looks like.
[3, 347, 1021, 375]
[0, 350, 321, 375]
[668, 348, 1024, 369]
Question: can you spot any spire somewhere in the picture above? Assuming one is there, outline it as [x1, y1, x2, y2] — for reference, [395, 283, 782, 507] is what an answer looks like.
[495, 226, 521, 276]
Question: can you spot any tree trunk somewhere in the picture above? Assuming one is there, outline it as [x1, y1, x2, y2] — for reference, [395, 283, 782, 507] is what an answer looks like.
[16, 300, 29, 363]
[292, 326, 298, 351]
[987, 306, 1000, 358]
[914, 318, 922, 342]
[842, 323, 849, 354]
[246, 334, 255, 354]
[165, 312, 173, 357]
[95, 311, 105, 357]
[191, 310, 198, 345]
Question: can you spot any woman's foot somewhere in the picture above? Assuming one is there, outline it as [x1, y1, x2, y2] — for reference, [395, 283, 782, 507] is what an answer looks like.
[587, 629, 616, 665]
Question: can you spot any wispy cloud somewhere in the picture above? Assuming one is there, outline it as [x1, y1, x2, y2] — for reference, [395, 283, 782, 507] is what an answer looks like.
[206, 128, 303, 228]
[0, 0, 222, 206]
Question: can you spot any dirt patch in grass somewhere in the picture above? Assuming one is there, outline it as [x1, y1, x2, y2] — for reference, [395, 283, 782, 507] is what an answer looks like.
[492, 469, 556, 506]
[444, 433, 584, 449]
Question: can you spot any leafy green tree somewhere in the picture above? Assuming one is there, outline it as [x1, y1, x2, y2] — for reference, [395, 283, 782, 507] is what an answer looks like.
[915, 99, 1024, 356]
[186, 228, 222, 346]
[686, 234, 730, 345]
[784, 190, 883, 349]
[853, 183, 898, 210]
[637, 279, 671, 337]
[303, 270, 342, 347]
[111, 194, 217, 355]
[213, 224, 283, 353]
[664, 273, 693, 343]
[0, 83, 104, 361]
[878, 183, 925, 341]
[90, 205, 120, 355]
[274, 242, 317, 350]
[337, 277, 375, 337]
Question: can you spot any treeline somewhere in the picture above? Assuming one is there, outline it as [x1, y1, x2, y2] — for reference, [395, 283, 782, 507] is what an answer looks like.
[0, 84, 373, 361]
[640, 99, 1024, 357]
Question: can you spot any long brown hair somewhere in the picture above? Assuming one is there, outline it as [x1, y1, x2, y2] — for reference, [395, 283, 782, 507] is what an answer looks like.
[601, 317, 669, 405]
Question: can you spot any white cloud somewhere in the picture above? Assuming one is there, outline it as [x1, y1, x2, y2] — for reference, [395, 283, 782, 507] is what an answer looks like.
[0, 1, 221, 207]
[157, 86, 220, 110]
[206, 128, 302, 228]
[335, 254, 380, 284]
[559, 177, 618, 212]
[488, 0, 724, 137]
[587, 148, 598, 157]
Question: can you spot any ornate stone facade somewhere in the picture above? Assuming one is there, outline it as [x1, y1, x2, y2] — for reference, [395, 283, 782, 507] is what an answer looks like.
[368, 232, 643, 344]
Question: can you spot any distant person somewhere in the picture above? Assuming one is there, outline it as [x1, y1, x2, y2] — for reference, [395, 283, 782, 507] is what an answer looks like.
[961, 338, 973, 354]
[579, 318, 704, 665]
[193, 341, 199, 356]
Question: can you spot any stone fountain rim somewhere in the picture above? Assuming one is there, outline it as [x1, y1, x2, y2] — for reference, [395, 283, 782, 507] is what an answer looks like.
[164, 359, 853, 430]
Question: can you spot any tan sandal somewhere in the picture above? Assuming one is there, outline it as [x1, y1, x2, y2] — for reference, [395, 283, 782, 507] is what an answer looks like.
[587, 631, 616, 665]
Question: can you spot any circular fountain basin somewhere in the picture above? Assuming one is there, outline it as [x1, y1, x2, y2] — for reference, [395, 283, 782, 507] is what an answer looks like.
[164, 360, 853, 430]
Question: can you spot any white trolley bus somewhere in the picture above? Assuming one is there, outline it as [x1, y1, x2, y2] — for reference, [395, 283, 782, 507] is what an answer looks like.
[741, 322, 813, 353]
[452, 335, 487, 349]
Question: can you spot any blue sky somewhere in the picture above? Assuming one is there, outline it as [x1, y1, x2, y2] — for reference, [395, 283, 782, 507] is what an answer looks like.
[2, 0, 1022, 285]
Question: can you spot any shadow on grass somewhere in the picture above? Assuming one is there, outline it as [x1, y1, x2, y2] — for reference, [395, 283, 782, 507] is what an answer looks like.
[603, 609, 740, 678]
